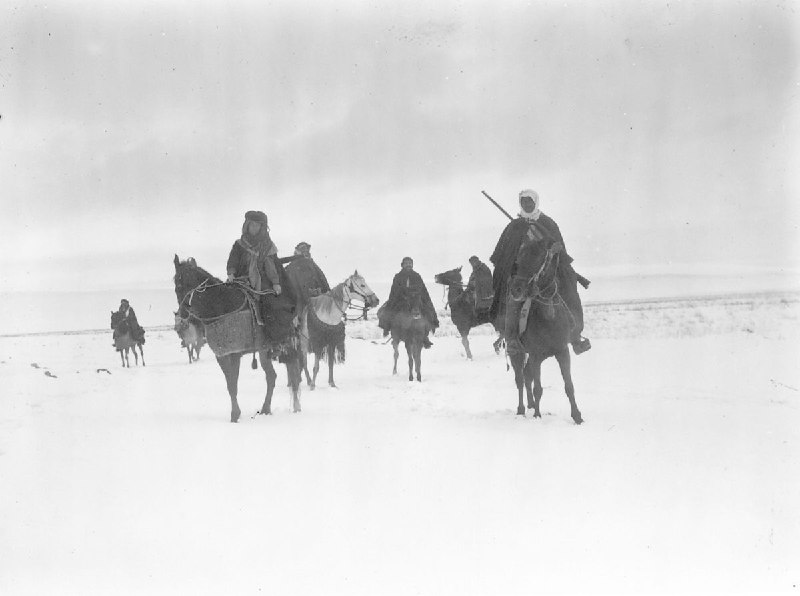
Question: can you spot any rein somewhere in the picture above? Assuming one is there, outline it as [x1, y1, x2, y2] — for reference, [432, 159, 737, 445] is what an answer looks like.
[435, 275, 466, 309]
[309, 277, 375, 323]
[518, 246, 562, 307]
[341, 277, 374, 321]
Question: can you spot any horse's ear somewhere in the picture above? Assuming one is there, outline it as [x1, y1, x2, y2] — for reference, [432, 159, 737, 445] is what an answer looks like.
[188, 257, 196, 266]
[458, 266, 463, 271]
[174, 254, 180, 267]
[353, 269, 359, 276]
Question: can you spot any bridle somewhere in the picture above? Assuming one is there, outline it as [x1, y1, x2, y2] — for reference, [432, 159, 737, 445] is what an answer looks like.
[435, 272, 467, 309]
[339, 276, 377, 321]
[513, 243, 562, 306]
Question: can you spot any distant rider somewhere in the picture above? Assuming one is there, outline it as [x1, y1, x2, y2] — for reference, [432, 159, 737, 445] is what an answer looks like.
[378, 256, 439, 347]
[113, 298, 146, 344]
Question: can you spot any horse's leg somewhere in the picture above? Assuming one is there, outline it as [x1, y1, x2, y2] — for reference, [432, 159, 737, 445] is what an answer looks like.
[414, 342, 423, 382]
[139, 344, 145, 367]
[529, 357, 543, 417]
[392, 338, 400, 375]
[327, 343, 337, 388]
[132, 345, 139, 366]
[554, 348, 582, 424]
[285, 354, 302, 413]
[311, 352, 321, 390]
[522, 356, 542, 418]
[119, 349, 125, 367]
[187, 345, 193, 363]
[406, 341, 414, 382]
[258, 352, 277, 415]
[300, 350, 312, 386]
[511, 352, 527, 415]
[217, 354, 242, 423]
[461, 329, 473, 361]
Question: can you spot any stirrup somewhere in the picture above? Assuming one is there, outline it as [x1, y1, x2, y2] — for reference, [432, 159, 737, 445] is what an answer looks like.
[572, 337, 591, 355]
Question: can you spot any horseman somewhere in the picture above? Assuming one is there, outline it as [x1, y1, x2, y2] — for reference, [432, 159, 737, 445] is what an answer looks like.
[378, 257, 439, 347]
[226, 210, 282, 294]
[226, 210, 297, 336]
[285, 241, 331, 313]
[113, 298, 145, 344]
[466, 256, 494, 315]
[490, 189, 590, 355]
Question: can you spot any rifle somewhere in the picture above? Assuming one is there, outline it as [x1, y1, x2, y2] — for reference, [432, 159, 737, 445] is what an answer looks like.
[481, 190, 591, 289]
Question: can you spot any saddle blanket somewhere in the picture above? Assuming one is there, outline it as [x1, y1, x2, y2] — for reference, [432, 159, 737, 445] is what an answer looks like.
[308, 294, 344, 326]
[205, 310, 268, 357]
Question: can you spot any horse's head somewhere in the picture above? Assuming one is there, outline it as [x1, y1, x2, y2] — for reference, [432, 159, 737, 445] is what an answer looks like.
[511, 239, 562, 302]
[345, 270, 380, 308]
[173, 311, 186, 332]
[173, 254, 220, 303]
[434, 266, 463, 287]
[111, 310, 129, 333]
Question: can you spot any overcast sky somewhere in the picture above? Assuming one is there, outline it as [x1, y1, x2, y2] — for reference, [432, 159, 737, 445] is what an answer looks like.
[1, 0, 798, 292]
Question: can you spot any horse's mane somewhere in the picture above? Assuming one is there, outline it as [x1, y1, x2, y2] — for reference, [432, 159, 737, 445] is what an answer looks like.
[174, 258, 222, 286]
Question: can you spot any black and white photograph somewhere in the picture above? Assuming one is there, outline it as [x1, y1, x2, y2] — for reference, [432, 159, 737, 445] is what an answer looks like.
[1, 1, 798, 594]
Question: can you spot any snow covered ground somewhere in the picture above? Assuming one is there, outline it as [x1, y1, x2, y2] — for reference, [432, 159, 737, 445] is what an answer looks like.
[1, 292, 798, 595]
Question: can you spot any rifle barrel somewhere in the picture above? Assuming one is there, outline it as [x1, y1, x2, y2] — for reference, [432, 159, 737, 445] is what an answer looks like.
[481, 190, 514, 221]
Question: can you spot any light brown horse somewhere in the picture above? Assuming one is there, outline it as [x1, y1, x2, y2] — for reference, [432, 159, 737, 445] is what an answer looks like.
[173, 312, 206, 363]
[110, 311, 145, 368]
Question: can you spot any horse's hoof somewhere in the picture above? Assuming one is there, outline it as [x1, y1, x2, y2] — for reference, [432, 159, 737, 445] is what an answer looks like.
[573, 416, 584, 425]
[516, 408, 526, 416]
[533, 412, 541, 419]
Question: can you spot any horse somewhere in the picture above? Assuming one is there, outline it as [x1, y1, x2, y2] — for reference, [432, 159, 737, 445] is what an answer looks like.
[507, 237, 583, 423]
[382, 289, 433, 382]
[299, 271, 380, 389]
[173, 311, 206, 363]
[173, 254, 302, 422]
[434, 266, 504, 359]
[110, 311, 146, 368]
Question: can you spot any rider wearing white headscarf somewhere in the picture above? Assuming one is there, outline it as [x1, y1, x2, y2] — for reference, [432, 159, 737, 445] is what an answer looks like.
[490, 189, 589, 355]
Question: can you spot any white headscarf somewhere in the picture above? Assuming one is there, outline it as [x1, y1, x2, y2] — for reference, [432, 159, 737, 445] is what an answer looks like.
[518, 189, 541, 221]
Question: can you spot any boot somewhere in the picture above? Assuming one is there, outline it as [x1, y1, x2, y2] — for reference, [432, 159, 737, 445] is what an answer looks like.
[504, 299, 525, 354]
[423, 337, 433, 349]
[570, 329, 591, 355]
[572, 336, 591, 355]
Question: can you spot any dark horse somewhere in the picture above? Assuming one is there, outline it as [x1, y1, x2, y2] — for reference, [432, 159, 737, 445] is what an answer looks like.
[110, 311, 145, 368]
[382, 289, 433, 382]
[174, 311, 206, 363]
[434, 266, 504, 360]
[173, 255, 302, 422]
[300, 271, 380, 389]
[508, 238, 583, 424]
